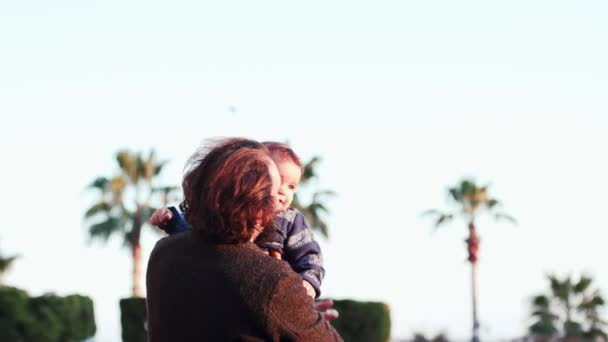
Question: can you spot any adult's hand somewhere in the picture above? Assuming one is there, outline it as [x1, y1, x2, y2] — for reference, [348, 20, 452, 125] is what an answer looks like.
[315, 298, 339, 321]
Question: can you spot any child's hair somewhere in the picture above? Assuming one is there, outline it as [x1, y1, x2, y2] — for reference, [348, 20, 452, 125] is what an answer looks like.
[261, 141, 303, 172]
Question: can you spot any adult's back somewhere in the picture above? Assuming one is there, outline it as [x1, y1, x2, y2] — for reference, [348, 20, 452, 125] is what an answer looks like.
[147, 231, 341, 341]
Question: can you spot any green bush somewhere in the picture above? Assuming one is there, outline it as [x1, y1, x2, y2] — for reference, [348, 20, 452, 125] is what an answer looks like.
[63, 295, 96, 341]
[0, 287, 95, 342]
[331, 299, 391, 342]
[25, 295, 63, 342]
[0, 287, 31, 342]
[120, 297, 147, 342]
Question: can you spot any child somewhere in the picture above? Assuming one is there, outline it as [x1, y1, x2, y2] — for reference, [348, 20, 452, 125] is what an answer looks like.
[151, 142, 325, 300]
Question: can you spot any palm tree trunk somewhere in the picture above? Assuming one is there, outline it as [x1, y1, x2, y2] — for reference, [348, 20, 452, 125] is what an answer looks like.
[132, 243, 142, 297]
[131, 210, 143, 297]
[471, 262, 480, 342]
[467, 222, 481, 342]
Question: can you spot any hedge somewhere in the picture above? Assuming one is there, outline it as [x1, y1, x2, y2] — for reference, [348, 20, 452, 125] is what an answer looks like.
[0, 287, 30, 342]
[117, 296, 391, 342]
[120, 297, 147, 342]
[0, 287, 96, 342]
[331, 299, 391, 342]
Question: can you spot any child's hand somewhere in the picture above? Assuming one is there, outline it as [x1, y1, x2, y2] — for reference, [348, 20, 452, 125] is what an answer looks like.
[302, 280, 316, 299]
[150, 208, 173, 227]
[314, 298, 339, 321]
[269, 250, 282, 260]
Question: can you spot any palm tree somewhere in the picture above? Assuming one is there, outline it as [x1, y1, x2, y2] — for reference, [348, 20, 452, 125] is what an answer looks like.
[579, 290, 607, 341]
[529, 294, 559, 338]
[424, 178, 515, 342]
[292, 156, 335, 239]
[84, 149, 178, 297]
[528, 274, 607, 341]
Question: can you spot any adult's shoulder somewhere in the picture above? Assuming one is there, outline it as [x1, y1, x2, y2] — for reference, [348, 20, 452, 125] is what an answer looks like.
[148, 231, 193, 261]
[151, 230, 188, 248]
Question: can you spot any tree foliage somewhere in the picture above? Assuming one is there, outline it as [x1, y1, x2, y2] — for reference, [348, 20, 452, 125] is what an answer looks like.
[528, 273, 607, 340]
[83, 149, 178, 297]
[292, 156, 335, 239]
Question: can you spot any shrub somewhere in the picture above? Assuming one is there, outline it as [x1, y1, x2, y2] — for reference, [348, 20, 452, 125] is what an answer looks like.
[25, 295, 63, 342]
[63, 295, 96, 341]
[116, 296, 392, 342]
[331, 299, 391, 342]
[0, 287, 95, 342]
[120, 297, 147, 342]
[0, 287, 31, 342]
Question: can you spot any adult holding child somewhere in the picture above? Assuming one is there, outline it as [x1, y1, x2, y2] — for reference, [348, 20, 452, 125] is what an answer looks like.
[146, 138, 342, 342]
[151, 141, 329, 300]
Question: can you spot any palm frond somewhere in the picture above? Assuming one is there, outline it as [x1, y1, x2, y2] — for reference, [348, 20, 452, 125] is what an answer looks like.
[531, 310, 559, 319]
[574, 275, 593, 294]
[486, 198, 499, 209]
[301, 157, 321, 184]
[153, 160, 169, 176]
[421, 209, 442, 217]
[135, 153, 146, 182]
[494, 212, 517, 225]
[590, 294, 605, 307]
[143, 157, 156, 181]
[116, 151, 137, 183]
[460, 179, 477, 197]
[88, 217, 125, 244]
[316, 220, 329, 238]
[448, 187, 462, 203]
[532, 295, 551, 308]
[434, 214, 453, 230]
[146, 149, 156, 171]
[84, 201, 112, 218]
[421, 209, 453, 229]
[116, 151, 133, 172]
[579, 292, 605, 311]
[312, 190, 336, 199]
[0, 255, 18, 273]
[309, 202, 329, 214]
[152, 185, 179, 193]
[548, 274, 571, 301]
[529, 321, 559, 336]
[88, 177, 109, 190]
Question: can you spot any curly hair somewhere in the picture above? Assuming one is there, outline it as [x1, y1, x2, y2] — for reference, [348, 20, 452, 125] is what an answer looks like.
[179, 138, 277, 244]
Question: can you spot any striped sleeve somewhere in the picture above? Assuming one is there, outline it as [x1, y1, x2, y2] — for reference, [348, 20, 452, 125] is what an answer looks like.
[282, 209, 325, 298]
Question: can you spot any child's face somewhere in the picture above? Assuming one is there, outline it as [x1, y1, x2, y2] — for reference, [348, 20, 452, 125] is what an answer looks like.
[272, 154, 302, 212]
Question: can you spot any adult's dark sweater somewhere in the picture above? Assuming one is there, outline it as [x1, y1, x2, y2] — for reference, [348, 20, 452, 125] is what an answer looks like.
[146, 231, 343, 342]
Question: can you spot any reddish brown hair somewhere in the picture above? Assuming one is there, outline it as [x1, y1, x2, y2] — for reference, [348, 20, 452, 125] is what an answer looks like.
[179, 138, 276, 244]
[261, 141, 303, 172]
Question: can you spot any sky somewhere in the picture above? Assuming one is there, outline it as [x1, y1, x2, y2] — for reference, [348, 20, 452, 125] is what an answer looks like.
[1, 1, 607, 341]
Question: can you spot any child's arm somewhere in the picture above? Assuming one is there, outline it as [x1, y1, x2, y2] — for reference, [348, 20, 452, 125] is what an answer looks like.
[150, 206, 192, 234]
[281, 209, 325, 299]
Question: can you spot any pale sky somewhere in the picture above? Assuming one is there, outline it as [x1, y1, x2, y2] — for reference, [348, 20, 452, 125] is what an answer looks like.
[1, 1, 607, 341]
